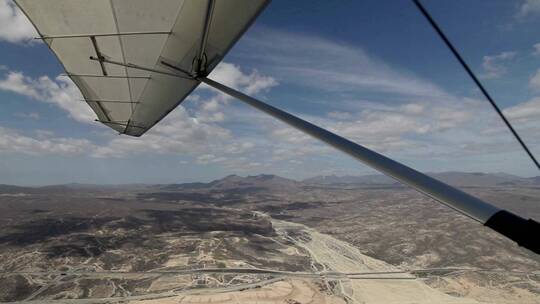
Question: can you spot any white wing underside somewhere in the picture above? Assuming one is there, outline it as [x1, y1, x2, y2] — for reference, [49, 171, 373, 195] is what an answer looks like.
[15, 0, 269, 136]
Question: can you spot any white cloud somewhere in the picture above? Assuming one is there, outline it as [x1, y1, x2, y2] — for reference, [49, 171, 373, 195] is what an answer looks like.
[520, 0, 540, 16]
[193, 62, 277, 124]
[1, 25, 537, 178]
[34, 129, 54, 138]
[0, 0, 37, 43]
[91, 106, 232, 158]
[0, 127, 94, 156]
[327, 111, 352, 120]
[310, 103, 471, 153]
[196, 154, 227, 165]
[14, 112, 40, 119]
[533, 43, 540, 56]
[223, 32, 530, 170]
[0, 105, 243, 161]
[480, 51, 517, 79]
[0, 71, 39, 98]
[529, 69, 540, 90]
[3, 37, 481, 168]
[271, 127, 313, 145]
[504, 97, 540, 123]
[266, 103, 452, 160]
[238, 28, 449, 99]
[0, 62, 275, 130]
[0, 71, 95, 122]
[0, 63, 270, 171]
[208, 62, 278, 96]
[500, 97, 540, 153]
[88, 63, 273, 163]
[401, 103, 425, 115]
[231, 29, 538, 163]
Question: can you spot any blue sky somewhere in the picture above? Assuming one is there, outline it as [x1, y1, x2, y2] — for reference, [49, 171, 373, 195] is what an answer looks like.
[1, 0, 540, 185]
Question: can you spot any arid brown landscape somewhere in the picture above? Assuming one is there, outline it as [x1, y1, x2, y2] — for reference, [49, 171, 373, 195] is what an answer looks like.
[0, 172, 539, 303]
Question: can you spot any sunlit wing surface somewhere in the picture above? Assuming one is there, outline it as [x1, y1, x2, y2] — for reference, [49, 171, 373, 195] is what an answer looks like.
[15, 0, 269, 136]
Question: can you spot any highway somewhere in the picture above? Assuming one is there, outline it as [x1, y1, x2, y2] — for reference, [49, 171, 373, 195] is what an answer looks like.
[1, 267, 414, 280]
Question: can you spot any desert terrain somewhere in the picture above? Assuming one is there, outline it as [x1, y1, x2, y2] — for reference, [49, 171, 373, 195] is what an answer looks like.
[0, 172, 539, 303]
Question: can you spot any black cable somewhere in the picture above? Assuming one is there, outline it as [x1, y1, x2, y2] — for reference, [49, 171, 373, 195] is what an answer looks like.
[412, 0, 540, 171]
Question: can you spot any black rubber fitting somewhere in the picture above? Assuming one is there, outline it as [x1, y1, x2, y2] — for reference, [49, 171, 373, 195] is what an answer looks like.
[484, 210, 540, 255]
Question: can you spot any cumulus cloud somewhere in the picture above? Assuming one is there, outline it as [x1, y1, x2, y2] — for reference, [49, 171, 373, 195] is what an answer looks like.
[231, 29, 538, 163]
[0, 63, 271, 171]
[519, 0, 540, 16]
[208, 62, 278, 96]
[500, 97, 540, 153]
[0, 127, 94, 156]
[0, 103, 258, 168]
[309, 102, 471, 153]
[88, 63, 275, 164]
[0, 71, 95, 122]
[1, 24, 536, 178]
[504, 97, 540, 123]
[2, 27, 486, 168]
[529, 69, 540, 90]
[91, 106, 232, 158]
[260, 99, 479, 162]
[192, 62, 277, 124]
[327, 111, 353, 120]
[271, 127, 313, 145]
[196, 154, 228, 165]
[228, 31, 533, 166]
[0, 0, 37, 43]
[480, 51, 517, 79]
[533, 43, 540, 56]
[217, 30, 508, 165]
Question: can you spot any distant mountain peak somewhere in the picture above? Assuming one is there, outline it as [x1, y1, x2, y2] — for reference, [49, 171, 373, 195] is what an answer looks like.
[249, 174, 276, 179]
[198, 174, 299, 191]
[220, 174, 242, 181]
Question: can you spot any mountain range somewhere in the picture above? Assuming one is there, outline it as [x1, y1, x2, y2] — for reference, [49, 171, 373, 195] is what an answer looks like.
[1, 172, 538, 193]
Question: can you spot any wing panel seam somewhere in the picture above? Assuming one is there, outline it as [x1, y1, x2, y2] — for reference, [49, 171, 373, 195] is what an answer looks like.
[109, 0, 135, 134]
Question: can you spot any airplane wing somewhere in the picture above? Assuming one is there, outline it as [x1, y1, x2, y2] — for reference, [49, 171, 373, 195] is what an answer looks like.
[15, 0, 269, 136]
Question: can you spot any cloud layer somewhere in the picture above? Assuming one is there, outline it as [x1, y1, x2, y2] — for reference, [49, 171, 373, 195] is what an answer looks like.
[480, 51, 517, 79]
[0, 23, 539, 179]
[530, 69, 540, 90]
[0, 71, 95, 122]
[520, 0, 540, 17]
[0, 63, 277, 173]
[237, 28, 447, 100]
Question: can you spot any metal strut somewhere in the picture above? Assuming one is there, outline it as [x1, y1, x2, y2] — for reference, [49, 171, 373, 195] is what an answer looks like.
[36, 31, 171, 39]
[195, 0, 215, 75]
[90, 36, 107, 76]
[200, 76, 540, 254]
[95, 119, 145, 129]
[61, 74, 150, 79]
[89, 56, 191, 79]
[83, 99, 139, 104]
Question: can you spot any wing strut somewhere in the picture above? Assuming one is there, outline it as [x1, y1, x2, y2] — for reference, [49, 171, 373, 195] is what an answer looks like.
[412, 0, 540, 171]
[195, 0, 215, 74]
[89, 56, 191, 79]
[200, 76, 540, 254]
[90, 36, 108, 76]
